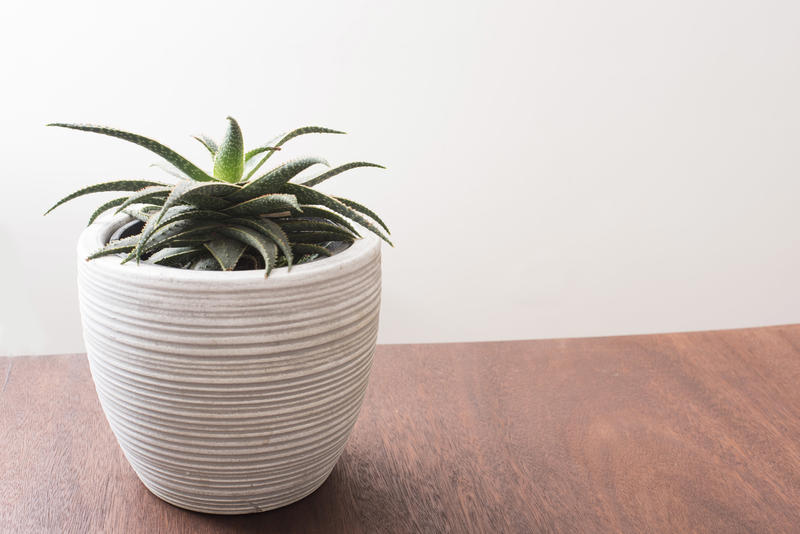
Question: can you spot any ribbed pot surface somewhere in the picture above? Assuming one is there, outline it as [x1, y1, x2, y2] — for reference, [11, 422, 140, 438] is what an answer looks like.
[76, 216, 381, 514]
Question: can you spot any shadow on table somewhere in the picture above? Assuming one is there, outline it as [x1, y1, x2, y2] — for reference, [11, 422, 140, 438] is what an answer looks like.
[178, 448, 409, 533]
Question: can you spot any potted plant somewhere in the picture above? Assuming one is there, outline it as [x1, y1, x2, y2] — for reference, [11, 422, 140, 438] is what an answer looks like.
[46, 118, 390, 514]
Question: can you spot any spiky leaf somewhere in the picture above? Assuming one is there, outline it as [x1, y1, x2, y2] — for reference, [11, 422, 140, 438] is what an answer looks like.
[218, 226, 278, 277]
[223, 193, 300, 217]
[226, 217, 293, 268]
[245, 127, 344, 179]
[288, 205, 361, 236]
[86, 235, 139, 260]
[135, 221, 222, 258]
[47, 123, 216, 182]
[282, 183, 392, 245]
[154, 206, 230, 232]
[229, 157, 328, 202]
[87, 197, 128, 225]
[193, 134, 218, 156]
[279, 219, 357, 239]
[148, 246, 205, 266]
[204, 238, 247, 271]
[301, 162, 385, 187]
[287, 231, 355, 244]
[132, 180, 200, 261]
[335, 196, 391, 234]
[150, 161, 190, 180]
[114, 186, 171, 214]
[213, 117, 244, 183]
[45, 180, 167, 215]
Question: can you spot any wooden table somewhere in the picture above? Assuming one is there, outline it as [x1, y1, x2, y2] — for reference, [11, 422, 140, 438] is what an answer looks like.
[2, 325, 800, 533]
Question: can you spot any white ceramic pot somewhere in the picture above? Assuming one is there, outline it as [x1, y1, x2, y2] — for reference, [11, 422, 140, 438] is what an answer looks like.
[76, 215, 382, 514]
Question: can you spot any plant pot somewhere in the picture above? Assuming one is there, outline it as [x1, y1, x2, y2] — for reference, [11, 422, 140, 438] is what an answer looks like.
[76, 215, 382, 514]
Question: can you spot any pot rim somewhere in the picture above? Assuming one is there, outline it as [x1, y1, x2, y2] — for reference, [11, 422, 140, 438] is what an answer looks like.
[77, 214, 381, 286]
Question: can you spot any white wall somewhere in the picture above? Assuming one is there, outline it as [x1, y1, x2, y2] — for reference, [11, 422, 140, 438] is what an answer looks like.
[2, 0, 800, 356]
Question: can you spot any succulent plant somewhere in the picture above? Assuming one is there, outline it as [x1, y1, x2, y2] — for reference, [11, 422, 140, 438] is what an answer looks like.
[46, 117, 390, 277]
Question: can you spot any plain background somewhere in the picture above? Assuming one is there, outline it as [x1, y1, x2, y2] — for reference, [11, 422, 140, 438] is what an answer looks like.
[2, 0, 799, 356]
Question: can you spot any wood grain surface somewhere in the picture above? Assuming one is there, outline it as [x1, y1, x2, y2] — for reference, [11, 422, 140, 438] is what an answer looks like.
[2, 325, 800, 533]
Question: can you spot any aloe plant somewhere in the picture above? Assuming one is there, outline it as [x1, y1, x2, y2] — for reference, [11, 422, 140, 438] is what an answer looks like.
[46, 117, 390, 277]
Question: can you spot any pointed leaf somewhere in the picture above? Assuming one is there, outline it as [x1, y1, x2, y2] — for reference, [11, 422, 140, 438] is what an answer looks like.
[245, 132, 284, 161]
[193, 134, 218, 156]
[132, 221, 221, 260]
[123, 208, 154, 223]
[229, 157, 328, 202]
[213, 117, 245, 182]
[223, 193, 300, 216]
[217, 226, 278, 277]
[86, 235, 139, 260]
[151, 161, 190, 180]
[114, 186, 171, 213]
[287, 231, 355, 244]
[301, 162, 385, 187]
[226, 217, 293, 268]
[181, 194, 232, 210]
[279, 219, 357, 239]
[48, 123, 216, 182]
[154, 206, 230, 232]
[204, 238, 247, 271]
[147, 246, 204, 267]
[243, 146, 280, 161]
[87, 196, 127, 225]
[245, 126, 344, 178]
[282, 184, 392, 245]
[132, 180, 197, 261]
[45, 180, 167, 215]
[288, 205, 361, 236]
[335, 196, 391, 234]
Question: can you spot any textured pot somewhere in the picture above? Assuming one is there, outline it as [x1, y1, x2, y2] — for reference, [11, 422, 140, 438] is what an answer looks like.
[76, 215, 382, 514]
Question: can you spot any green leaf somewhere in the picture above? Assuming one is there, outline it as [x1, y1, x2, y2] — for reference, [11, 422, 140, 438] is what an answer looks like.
[245, 132, 284, 161]
[179, 182, 240, 210]
[45, 180, 167, 215]
[287, 231, 355, 244]
[86, 235, 139, 260]
[229, 157, 328, 202]
[192, 134, 218, 157]
[132, 180, 198, 262]
[301, 162, 385, 188]
[180, 194, 232, 210]
[291, 243, 333, 257]
[223, 193, 300, 216]
[147, 246, 204, 266]
[154, 206, 229, 232]
[47, 123, 217, 182]
[134, 222, 222, 259]
[204, 238, 247, 270]
[279, 219, 357, 239]
[243, 146, 280, 161]
[218, 226, 278, 277]
[282, 184, 392, 245]
[245, 126, 344, 179]
[288, 206, 361, 236]
[87, 197, 128, 225]
[124, 206, 159, 223]
[226, 217, 293, 268]
[114, 186, 171, 214]
[335, 196, 391, 234]
[213, 117, 245, 183]
[150, 161, 190, 180]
